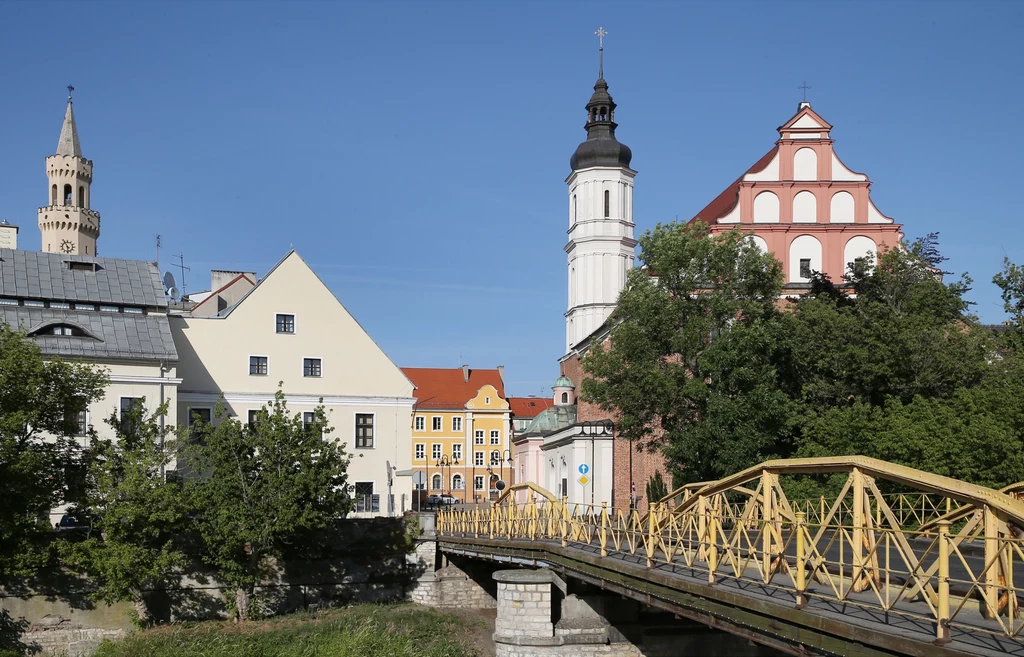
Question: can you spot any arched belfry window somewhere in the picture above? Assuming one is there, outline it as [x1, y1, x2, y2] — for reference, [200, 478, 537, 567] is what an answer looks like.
[604, 190, 610, 218]
[561, 392, 568, 404]
[77, 186, 85, 208]
[63, 184, 72, 206]
[51, 185, 57, 205]
[572, 194, 577, 221]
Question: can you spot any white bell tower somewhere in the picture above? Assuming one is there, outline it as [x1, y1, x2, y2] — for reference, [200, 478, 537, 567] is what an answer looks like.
[565, 30, 636, 351]
[38, 86, 100, 256]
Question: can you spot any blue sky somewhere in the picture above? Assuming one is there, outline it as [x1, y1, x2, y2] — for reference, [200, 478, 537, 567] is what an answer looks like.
[1, 1, 1022, 395]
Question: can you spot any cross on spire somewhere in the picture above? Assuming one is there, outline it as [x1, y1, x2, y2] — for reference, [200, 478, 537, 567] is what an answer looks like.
[67, 84, 75, 102]
[798, 81, 812, 103]
[595, 27, 607, 79]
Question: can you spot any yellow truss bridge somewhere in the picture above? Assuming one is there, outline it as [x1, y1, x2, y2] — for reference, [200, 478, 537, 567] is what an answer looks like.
[436, 455, 1024, 657]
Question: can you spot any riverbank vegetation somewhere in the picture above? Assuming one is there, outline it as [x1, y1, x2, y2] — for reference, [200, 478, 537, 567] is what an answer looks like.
[92, 603, 487, 657]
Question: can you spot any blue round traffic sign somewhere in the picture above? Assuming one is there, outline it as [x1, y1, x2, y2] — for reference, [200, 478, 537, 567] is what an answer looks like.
[578, 464, 589, 475]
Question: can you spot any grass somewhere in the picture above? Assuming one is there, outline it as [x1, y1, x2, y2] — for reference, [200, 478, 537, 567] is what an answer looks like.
[92, 603, 485, 657]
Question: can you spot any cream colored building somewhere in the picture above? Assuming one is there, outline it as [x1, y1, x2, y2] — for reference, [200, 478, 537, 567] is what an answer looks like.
[170, 251, 416, 516]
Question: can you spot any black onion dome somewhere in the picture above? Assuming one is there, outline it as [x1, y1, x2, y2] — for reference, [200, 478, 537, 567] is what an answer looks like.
[570, 78, 632, 170]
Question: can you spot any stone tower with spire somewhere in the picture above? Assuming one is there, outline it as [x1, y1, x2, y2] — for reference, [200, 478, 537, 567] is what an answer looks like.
[38, 88, 100, 256]
[564, 30, 637, 351]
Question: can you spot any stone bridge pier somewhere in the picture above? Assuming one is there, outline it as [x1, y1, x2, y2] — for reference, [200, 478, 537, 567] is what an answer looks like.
[491, 568, 773, 657]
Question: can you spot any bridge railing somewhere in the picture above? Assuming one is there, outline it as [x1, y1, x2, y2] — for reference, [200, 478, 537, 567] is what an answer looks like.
[437, 456, 1024, 644]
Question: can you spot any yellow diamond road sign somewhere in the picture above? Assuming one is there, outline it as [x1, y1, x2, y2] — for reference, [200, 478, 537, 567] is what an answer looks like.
[578, 475, 590, 486]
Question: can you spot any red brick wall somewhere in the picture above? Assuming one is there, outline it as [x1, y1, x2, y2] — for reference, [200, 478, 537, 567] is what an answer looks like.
[561, 346, 670, 511]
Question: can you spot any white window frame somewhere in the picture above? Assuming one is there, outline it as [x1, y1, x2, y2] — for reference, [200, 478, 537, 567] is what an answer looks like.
[474, 451, 485, 466]
[432, 443, 442, 460]
[302, 356, 323, 378]
[475, 475, 485, 490]
[431, 473, 442, 491]
[70, 408, 90, 436]
[415, 443, 425, 460]
[490, 450, 500, 465]
[485, 396, 491, 404]
[490, 429, 501, 445]
[431, 416, 442, 431]
[474, 430, 485, 445]
[452, 416, 462, 432]
[248, 354, 270, 376]
[452, 444, 462, 461]
[275, 312, 297, 334]
[452, 474, 465, 491]
[414, 416, 425, 432]
[354, 412, 375, 450]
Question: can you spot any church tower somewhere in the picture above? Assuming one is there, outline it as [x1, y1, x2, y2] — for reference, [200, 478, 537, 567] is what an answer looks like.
[38, 87, 100, 256]
[565, 30, 637, 352]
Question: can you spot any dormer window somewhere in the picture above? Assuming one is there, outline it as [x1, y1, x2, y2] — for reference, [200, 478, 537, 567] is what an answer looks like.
[68, 261, 98, 273]
[30, 323, 86, 337]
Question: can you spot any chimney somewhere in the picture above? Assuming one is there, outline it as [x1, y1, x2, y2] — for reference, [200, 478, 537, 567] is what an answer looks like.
[462, 364, 470, 383]
[0, 219, 18, 250]
[497, 365, 504, 381]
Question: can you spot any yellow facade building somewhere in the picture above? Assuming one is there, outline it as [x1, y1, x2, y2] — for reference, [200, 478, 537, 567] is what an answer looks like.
[402, 366, 512, 503]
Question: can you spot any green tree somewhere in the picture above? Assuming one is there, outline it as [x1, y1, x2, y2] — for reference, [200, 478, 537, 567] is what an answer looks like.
[0, 324, 107, 584]
[581, 221, 786, 484]
[58, 401, 185, 626]
[184, 390, 351, 620]
[645, 471, 668, 506]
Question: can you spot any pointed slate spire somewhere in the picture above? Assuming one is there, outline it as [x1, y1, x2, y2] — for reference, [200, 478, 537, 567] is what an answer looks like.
[56, 93, 82, 157]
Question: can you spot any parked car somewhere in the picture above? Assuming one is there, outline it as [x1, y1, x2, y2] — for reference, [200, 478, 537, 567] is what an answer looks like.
[425, 494, 459, 508]
[54, 512, 95, 534]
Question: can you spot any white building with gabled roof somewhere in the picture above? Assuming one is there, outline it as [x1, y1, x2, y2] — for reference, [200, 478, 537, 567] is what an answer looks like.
[169, 250, 417, 516]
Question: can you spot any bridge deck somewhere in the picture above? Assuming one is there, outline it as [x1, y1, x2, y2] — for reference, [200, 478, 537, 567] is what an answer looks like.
[439, 531, 1023, 657]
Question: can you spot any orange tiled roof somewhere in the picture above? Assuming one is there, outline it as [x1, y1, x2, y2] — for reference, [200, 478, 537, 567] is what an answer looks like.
[508, 397, 554, 419]
[401, 367, 506, 410]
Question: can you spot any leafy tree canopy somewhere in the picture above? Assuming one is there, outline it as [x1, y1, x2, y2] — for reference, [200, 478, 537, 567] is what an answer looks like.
[184, 390, 351, 620]
[0, 325, 107, 583]
[59, 401, 185, 627]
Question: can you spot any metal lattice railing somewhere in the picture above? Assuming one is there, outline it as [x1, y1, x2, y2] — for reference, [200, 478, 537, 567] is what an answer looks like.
[436, 456, 1024, 644]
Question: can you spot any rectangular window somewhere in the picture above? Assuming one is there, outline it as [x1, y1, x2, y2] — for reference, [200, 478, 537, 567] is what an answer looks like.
[490, 450, 500, 465]
[452, 444, 462, 461]
[52, 325, 72, 336]
[431, 416, 442, 431]
[67, 409, 88, 435]
[415, 443, 425, 460]
[475, 475, 485, 490]
[303, 358, 322, 377]
[799, 258, 811, 279]
[249, 356, 268, 376]
[187, 407, 212, 428]
[452, 416, 462, 432]
[276, 313, 295, 334]
[248, 409, 261, 429]
[432, 443, 442, 460]
[355, 414, 374, 449]
[474, 430, 485, 445]
[353, 482, 378, 513]
[475, 451, 484, 466]
[414, 416, 425, 432]
[119, 397, 143, 434]
[303, 411, 317, 434]
[490, 430, 501, 445]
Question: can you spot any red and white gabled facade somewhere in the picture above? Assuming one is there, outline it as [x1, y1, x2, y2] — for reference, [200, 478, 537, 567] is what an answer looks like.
[691, 102, 903, 288]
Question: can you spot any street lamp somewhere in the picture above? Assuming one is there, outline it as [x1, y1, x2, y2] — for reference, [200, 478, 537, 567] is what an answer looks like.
[576, 420, 614, 506]
[435, 454, 459, 499]
[489, 449, 513, 492]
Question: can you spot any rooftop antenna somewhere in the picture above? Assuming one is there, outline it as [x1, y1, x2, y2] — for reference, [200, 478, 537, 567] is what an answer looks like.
[155, 235, 161, 267]
[171, 253, 190, 294]
[595, 26, 607, 79]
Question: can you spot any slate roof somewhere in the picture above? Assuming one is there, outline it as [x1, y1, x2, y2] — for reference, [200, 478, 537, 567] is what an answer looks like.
[0, 307, 177, 361]
[0, 249, 176, 362]
[0, 249, 167, 308]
